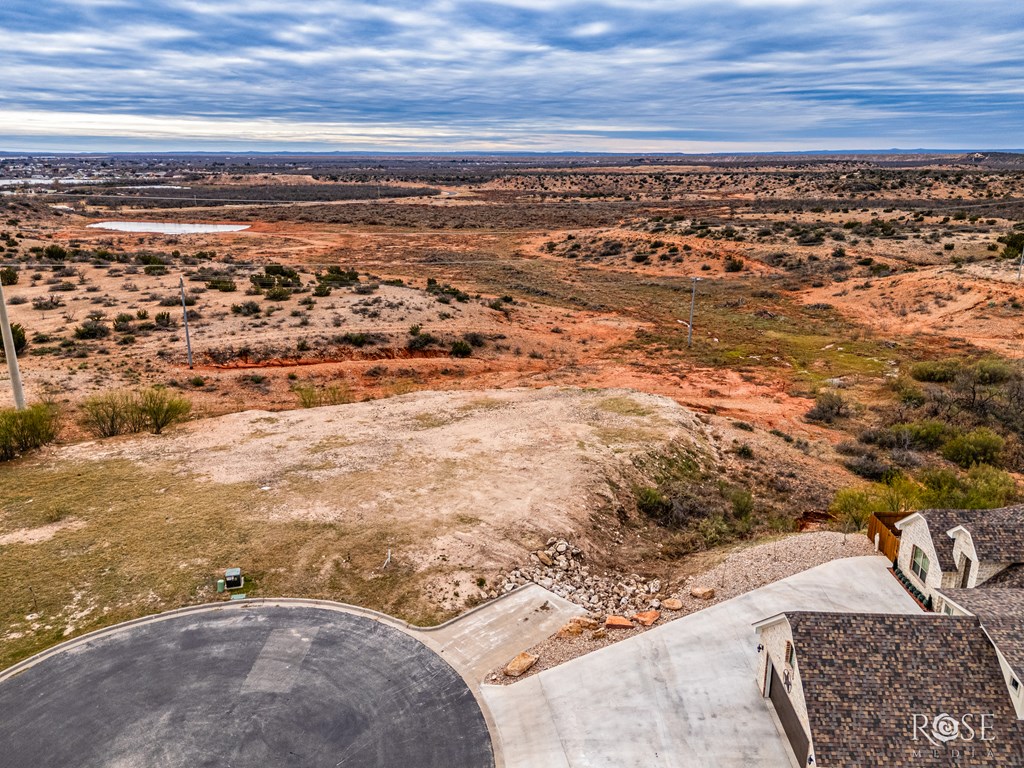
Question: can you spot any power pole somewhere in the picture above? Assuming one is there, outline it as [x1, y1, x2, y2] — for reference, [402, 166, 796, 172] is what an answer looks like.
[0, 279, 26, 409]
[687, 277, 699, 348]
[179, 276, 193, 369]
[1017, 248, 1023, 282]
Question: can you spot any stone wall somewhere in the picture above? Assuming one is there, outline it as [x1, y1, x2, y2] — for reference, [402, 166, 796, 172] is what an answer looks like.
[897, 516, 945, 598]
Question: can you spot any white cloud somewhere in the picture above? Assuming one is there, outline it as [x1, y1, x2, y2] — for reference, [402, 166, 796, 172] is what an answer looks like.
[570, 21, 613, 37]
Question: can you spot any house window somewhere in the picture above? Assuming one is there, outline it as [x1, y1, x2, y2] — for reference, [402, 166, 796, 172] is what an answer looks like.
[785, 641, 794, 667]
[911, 545, 930, 581]
[1013, 678, 1020, 693]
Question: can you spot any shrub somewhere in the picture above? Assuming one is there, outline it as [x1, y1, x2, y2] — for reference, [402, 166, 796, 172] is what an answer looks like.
[78, 391, 146, 438]
[921, 465, 1018, 509]
[113, 313, 134, 332]
[0, 403, 61, 461]
[293, 383, 353, 408]
[844, 453, 891, 480]
[0, 323, 27, 357]
[136, 387, 191, 434]
[407, 332, 439, 351]
[450, 340, 472, 358]
[154, 312, 174, 328]
[730, 489, 754, 519]
[264, 286, 291, 301]
[231, 301, 261, 317]
[0, 266, 18, 285]
[942, 427, 1004, 468]
[31, 295, 64, 310]
[907, 420, 952, 449]
[723, 256, 744, 272]
[635, 486, 671, 519]
[909, 359, 960, 383]
[806, 391, 849, 423]
[830, 488, 879, 532]
[462, 332, 486, 347]
[337, 333, 374, 347]
[73, 319, 110, 340]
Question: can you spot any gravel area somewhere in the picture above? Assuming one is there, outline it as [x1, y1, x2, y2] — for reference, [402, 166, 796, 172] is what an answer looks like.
[487, 530, 879, 684]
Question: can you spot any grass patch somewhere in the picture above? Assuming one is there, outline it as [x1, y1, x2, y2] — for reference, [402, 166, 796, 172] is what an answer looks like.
[0, 457, 452, 669]
[598, 395, 652, 417]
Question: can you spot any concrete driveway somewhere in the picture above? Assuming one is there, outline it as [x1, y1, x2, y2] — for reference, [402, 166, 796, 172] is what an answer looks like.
[481, 556, 922, 767]
[0, 603, 494, 768]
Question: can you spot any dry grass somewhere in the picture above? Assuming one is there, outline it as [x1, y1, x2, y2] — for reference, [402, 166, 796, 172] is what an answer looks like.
[0, 457, 452, 670]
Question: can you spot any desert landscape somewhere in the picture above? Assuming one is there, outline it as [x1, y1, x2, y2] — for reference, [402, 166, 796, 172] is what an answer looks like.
[2, 151, 1024, 668]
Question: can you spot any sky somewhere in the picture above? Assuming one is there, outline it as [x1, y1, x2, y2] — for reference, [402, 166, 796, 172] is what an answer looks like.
[1, 0, 1023, 153]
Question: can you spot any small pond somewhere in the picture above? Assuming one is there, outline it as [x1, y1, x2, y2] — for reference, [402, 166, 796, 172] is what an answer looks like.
[86, 221, 250, 234]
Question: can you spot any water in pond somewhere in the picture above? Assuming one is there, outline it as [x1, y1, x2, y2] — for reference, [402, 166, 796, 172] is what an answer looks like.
[87, 222, 250, 234]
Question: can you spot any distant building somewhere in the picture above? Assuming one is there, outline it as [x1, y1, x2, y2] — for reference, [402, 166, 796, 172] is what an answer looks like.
[753, 611, 1024, 767]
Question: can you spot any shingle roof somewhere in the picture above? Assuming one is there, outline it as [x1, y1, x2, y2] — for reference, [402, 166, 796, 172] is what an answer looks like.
[786, 612, 1024, 767]
[917, 505, 1024, 571]
[985, 563, 1024, 588]
[938, 588, 1024, 684]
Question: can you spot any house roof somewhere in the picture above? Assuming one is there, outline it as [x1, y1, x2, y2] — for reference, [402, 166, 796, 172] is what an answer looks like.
[937, 588, 1024, 683]
[786, 611, 1024, 767]
[915, 505, 1024, 571]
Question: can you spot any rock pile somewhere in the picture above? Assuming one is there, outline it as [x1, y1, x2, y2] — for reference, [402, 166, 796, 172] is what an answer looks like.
[496, 537, 670, 615]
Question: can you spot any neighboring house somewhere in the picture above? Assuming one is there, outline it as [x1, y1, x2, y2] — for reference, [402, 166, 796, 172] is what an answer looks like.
[938, 588, 1024, 719]
[753, 611, 1024, 767]
[894, 506, 1024, 602]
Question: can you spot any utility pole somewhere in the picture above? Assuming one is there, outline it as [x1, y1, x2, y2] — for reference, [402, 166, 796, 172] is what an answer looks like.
[687, 277, 700, 348]
[0, 279, 26, 409]
[1017, 248, 1023, 282]
[179, 276, 193, 369]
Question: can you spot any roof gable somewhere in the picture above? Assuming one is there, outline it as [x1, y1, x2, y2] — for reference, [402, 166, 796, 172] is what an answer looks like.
[918, 505, 1024, 571]
[937, 589, 1024, 684]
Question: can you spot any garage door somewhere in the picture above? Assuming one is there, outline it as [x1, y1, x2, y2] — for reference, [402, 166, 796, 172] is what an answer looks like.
[769, 664, 810, 764]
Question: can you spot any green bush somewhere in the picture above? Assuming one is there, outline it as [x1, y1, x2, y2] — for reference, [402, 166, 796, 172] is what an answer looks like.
[0, 403, 61, 461]
[975, 358, 1014, 385]
[806, 391, 849, 423]
[450, 340, 472, 358]
[407, 332, 439, 351]
[891, 420, 951, 450]
[78, 391, 146, 438]
[730, 488, 754, 519]
[0, 323, 27, 358]
[921, 464, 1017, 509]
[0, 266, 18, 285]
[293, 383, 353, 408]
[909, 359, 961, 383]
[73, 319, 109, 340]
[264, 286, 291, 301]
[723, 256, 744, 272]
[830, 488, 879, 532]
[79, 388, 190, 437]
[206, 278, 236, 292]
[136, 387, 191, 434]
[942, 427, 1004, 468]
[231, 301, 261, 317]
[635, 486, 671, 519]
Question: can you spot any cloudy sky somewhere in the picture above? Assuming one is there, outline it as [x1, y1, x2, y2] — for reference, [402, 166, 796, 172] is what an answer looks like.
[1, 0, 1022, 153]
